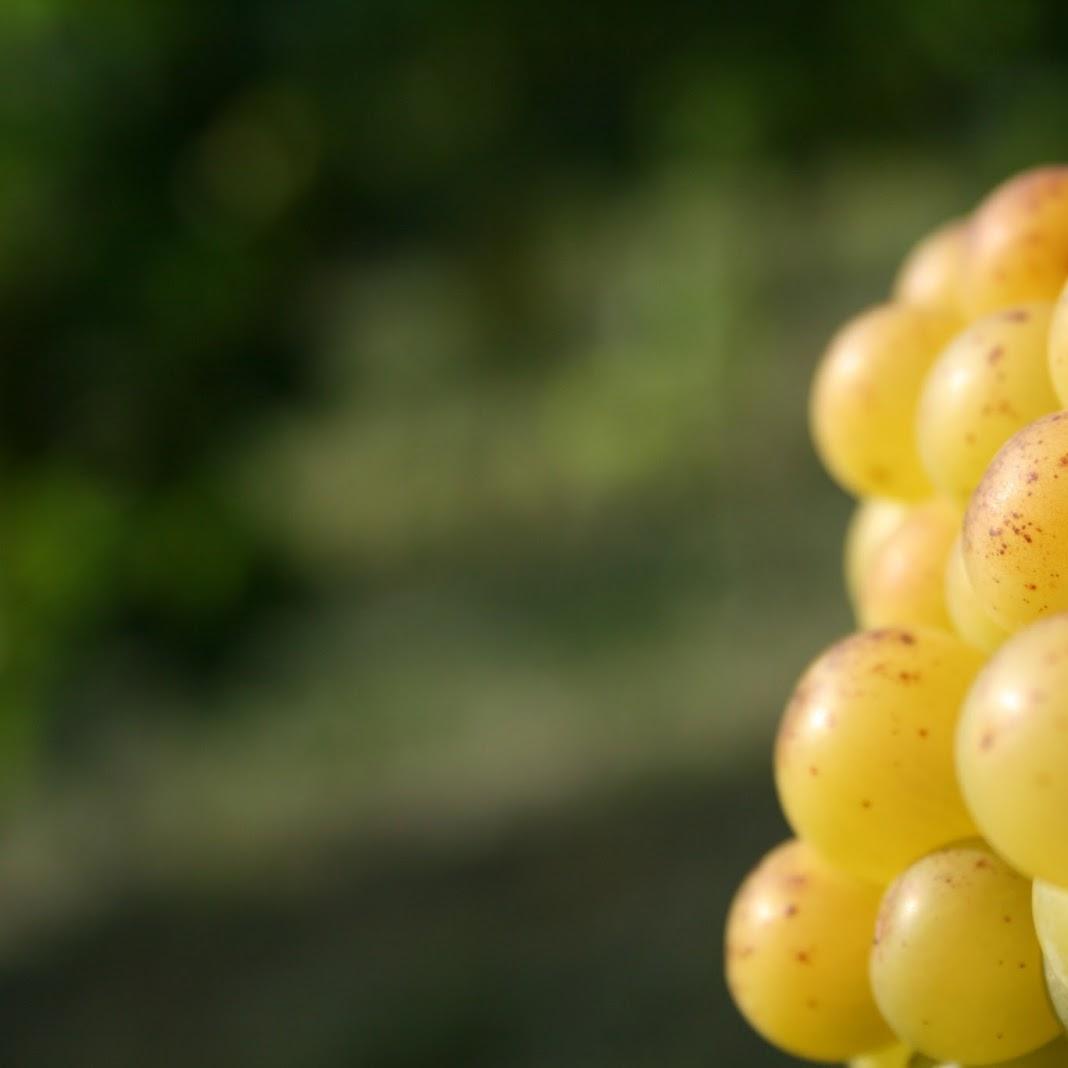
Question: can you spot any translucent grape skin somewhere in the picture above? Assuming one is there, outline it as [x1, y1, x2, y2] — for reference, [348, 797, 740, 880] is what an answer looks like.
[962, 412, 1068, 628]
[963, 165, 1068, 317]
[845, 498, 912, 610]
[1032, 879, 1068, 1031]
[870, 841, 1059, 1065]
[1048, 278, 1068, 407]
[810, 303, 959, 499]
[857, 498, 960, 632]
[893, 218, 969, 322]
[723, 839, 892, 1062]
[916, 304, 1058, 499]
[957, 614, 1068, 886]
[775, 627, 982, 884]
[944, 532, 1009, 654]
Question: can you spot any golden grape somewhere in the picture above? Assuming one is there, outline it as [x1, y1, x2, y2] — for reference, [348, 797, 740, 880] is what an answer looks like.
[917, 305, 1058, 499]
[724, 838, 892, 1062]
[894, 219, 968, 321]
[811, 303, 959, 499]
[944, 532, 1009, 653]
[775, 627, 982, 884]
[962, 412, 1068, 628]
[957, 615, 1068, 885]
[963, 166, 1068, 317]
[857, 498, 959, 632]
[845, 498, 913, 610]
[871, 841, 1058, 1065]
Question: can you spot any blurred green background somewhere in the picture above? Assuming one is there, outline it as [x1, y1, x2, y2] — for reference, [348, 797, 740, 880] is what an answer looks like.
[0, 2, 1066, 1065]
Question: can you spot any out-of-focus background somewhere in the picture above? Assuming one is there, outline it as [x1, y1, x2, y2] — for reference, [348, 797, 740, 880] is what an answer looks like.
[0, 3, 1065, 1064]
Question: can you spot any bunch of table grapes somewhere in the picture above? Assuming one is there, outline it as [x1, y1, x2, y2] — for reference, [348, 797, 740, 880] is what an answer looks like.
[724, 166, 1068, 1067]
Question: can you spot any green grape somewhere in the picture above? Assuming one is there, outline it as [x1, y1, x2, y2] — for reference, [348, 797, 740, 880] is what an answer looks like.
[963, 166, 1068, 317]
[870, 841, 1058, 1065]
[917, 304, 1058, 499]
[852, 1044, 912, 1068]
[1032, 880, 1068, 1032]
[894, 218, 969, 323]
[957, 615, 1068, 885]
[724, 838, 892, 1062]
[1048, 279, 1068, 407]
[962, 412, 1068, 629]
[775, 627, 982, 884]
[945, 532, 1010, 653]
[910, 1037, 1068, 1066]
[811, 303, 959, 499]
[857, 498, 960, 632]
[845, 498, 913, 611]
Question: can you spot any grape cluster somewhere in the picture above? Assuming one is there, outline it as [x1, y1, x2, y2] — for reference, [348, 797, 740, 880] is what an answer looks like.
[724, 166, 1068, 1067]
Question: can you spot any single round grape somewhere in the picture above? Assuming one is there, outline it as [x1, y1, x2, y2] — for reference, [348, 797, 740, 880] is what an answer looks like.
[1048, 278, 1068, 407]
[894, 218, 969, 321]
[917, 304, 1058, 499]
[1032, 879, 1068, 1032]
[944, 532, 1009, 653]
[852, 1044, 911, 1068]
[845, 498, 913, 610]
[957, 614, 1068, 885]
[775, 627, 982, 884]
[857, 498, 960, 632]
[962, 411, 1068, 628]
[871, 841, 1058, 1065]
[724, 838, 892, 1062]
[910, 1037, 1068, 1067]
[963, 165, 1068, 317]
[811, 303, 959, 499]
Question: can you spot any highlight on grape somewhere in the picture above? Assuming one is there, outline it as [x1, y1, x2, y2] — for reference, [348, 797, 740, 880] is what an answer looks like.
[724, 165, 1068, 1067]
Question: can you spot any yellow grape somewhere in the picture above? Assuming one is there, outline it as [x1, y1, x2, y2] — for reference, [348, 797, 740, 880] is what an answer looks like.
[852, 1044, 911, 1068]
[811, 303, 959, 499]
[857, 498, 960, 632]
[775, 627, 982, 884]
[962, 412, 1068, 628]
[870, 841, 1058, 1065]
[723, 838, 892, 1062]
[1048, 278, 1068, 407]
[917, 304, 1058, 499]
[944, 532, 1009, 653]
[957, 614, 1068, 885]
[963, 165, 1068, 317]
[1032, 879, 1068, 1032]
[910, 1037, 1068, 1066]
[894, 218, 969, 321]
[845, 498, 912, 610]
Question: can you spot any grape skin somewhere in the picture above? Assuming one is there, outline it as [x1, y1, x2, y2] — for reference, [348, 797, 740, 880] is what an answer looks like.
[957, 614, 1068, 886]
[916, 304, 1058, 500]
[851, 1043, 912, 1068]
[775, 627, 982, 884]
[962, 412, 1068, 628]
[963, 166, 1068, 317]
[857, 498, 960, 632]
[723, 839, 892, 1062]
[870, 841, 1058, 1065]
[845, 498, 913, 611]
[893, 218, 969, 322]
[810, 303, 959, 499]
[944, 532, 1009, 654]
